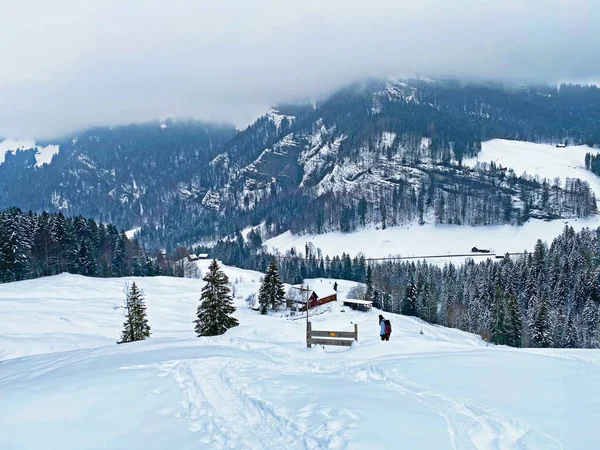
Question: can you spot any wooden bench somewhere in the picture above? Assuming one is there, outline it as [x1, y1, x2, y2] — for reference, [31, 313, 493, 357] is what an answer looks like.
[306, 322, 358, 347]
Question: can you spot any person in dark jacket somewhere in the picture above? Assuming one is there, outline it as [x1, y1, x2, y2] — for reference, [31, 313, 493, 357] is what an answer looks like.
[379, 314, 390, 341]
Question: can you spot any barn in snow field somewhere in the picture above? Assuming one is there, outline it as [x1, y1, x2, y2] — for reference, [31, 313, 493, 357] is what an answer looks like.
[287, 280, 338, 310]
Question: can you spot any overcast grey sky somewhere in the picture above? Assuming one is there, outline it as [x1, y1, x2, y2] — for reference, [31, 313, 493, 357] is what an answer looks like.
[1, 0, 599, 139]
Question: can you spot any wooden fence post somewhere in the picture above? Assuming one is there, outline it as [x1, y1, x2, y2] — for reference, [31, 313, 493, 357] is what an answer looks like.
[307, 321, 312, 348]
[354, 323, 358, 342]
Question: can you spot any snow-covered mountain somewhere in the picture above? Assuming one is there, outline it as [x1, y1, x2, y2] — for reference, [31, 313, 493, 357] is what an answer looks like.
[1, 80, 600, 250]
[266, 138, 600, 259]
[1, 270, 599, 449]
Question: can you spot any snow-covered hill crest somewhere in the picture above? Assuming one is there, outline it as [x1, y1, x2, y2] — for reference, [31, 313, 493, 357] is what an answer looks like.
[1, 272, 599, 449]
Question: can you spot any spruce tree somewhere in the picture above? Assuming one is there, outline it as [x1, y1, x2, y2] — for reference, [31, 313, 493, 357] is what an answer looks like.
[365, 265, 373, 301]
[505, 294, 523, 347]
[564, 312, 579, 348]
[491, 287, 508, 345]
[194, 259, 239, 336]
[402, 281, 417, 316]
[531, 293, 553, 348]
[258, 259, 286, 314]
[118, 282, 151, 344]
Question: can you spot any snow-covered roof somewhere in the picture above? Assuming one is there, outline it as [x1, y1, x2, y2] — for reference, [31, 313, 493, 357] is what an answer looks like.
[343, 299, 373, 305]
[311, 280, 337, 299]
[197, 253, 209, 258]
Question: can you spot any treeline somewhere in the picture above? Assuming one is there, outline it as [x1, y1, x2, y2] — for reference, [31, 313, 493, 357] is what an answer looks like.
[585, 152, 600, 176]
[204, 225, 600, 349]
[0, 208, 174, 283]
[367, 226, 600, 349]
[142, 163, 596, 252]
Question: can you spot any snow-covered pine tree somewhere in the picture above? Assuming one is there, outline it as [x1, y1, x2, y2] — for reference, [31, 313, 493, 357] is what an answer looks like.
[258, 259, 286, 314]
[582, 295, 599, 348]
[194, 259, 239, 336]
[531, 291, 553, 348]
[117, 282, 151, 344]
[365, 265, 374, 302]
[402, 280, 417, 316]
[505, 294, 523, 347]
[491, 287, 508, 345]
[564, 312, 579, 348]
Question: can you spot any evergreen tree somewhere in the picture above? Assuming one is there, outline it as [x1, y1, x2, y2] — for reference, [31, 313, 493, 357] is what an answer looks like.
[194, 259, 239, 336]
[117, 282, 151, 344]
[531, 293, 553, 348]
[564, 312, 579, 348]
[257, 259, 286, 314]
[372, 290, 381, 309]
[491, 287, 508, 345]
[402, 281, 417, 316]
[365, 265, 373, 301]
[505, 294, 523, 347]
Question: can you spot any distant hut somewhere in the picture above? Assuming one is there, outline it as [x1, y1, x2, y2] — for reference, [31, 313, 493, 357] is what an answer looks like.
[343, 299, 373, 312]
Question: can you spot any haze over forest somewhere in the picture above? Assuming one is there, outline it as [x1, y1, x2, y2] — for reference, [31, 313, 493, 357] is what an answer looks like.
[1, 0, 599, 138]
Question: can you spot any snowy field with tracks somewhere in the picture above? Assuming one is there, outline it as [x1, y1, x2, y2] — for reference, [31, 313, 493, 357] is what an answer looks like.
[1, 262, 600, 449]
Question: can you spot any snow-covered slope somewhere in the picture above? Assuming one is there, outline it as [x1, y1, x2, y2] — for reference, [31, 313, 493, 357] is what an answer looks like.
[265, 139, 600, 260]
[0, 138, 59, 166]
[1, 271, 600, 449]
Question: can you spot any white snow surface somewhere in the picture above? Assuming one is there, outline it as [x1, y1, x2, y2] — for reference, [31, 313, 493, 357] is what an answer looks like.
[1, 268, 599, 449]
[0, 138, 59, 166]
[266, 139, 600, 260]
[125, 227, 141, 239]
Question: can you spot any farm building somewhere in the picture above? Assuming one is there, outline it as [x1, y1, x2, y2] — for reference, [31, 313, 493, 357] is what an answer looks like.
[187, 253, 209, 261]
[287, 280, 338, 310]
[343, 299, 373, 312]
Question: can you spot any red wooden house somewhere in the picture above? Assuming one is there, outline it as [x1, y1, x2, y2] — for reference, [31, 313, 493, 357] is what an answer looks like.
[287, 280, 338, 310]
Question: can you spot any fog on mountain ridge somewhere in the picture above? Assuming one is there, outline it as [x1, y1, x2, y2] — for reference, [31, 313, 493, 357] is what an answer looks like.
[1, 0, 599, 138]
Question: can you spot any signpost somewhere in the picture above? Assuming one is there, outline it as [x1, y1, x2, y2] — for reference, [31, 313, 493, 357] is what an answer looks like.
[292, 284, 359, 347]
[292, 284, 312, 347]
[306, 322, 359, 347]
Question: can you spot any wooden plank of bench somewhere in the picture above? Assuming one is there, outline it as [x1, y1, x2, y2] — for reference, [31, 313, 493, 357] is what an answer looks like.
[307, 338, 353, 347]
[308, 330, 357, 339]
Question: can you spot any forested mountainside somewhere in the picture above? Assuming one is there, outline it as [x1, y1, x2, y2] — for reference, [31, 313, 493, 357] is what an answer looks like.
[202, 225, 600, 349]
[0, 120, 237, 231]
[1, 79, 600, 250]
[0, 208, 174, 283]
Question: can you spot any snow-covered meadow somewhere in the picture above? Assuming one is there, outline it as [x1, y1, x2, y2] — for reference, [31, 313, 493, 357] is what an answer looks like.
[1, 262, 600, 449]
[265, 139, 600, 261]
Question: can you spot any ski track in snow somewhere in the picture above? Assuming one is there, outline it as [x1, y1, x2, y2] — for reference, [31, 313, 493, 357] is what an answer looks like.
[153, 352, 567, 450]
[154, 357, 348, 450]
[3, 273, 599, 449]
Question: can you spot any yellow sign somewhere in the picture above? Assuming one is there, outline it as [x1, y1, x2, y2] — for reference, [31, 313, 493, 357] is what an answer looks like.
[329, 332, 336, 337]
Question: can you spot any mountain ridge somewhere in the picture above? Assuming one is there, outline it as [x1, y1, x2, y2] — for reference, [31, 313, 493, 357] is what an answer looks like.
[1, 78, 600, 250]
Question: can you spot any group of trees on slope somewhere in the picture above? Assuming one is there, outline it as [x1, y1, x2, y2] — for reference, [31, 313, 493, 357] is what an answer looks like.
[204, 225, 600, 349]
[119, 260, 239, 345]
[0, 208, 174, 283]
